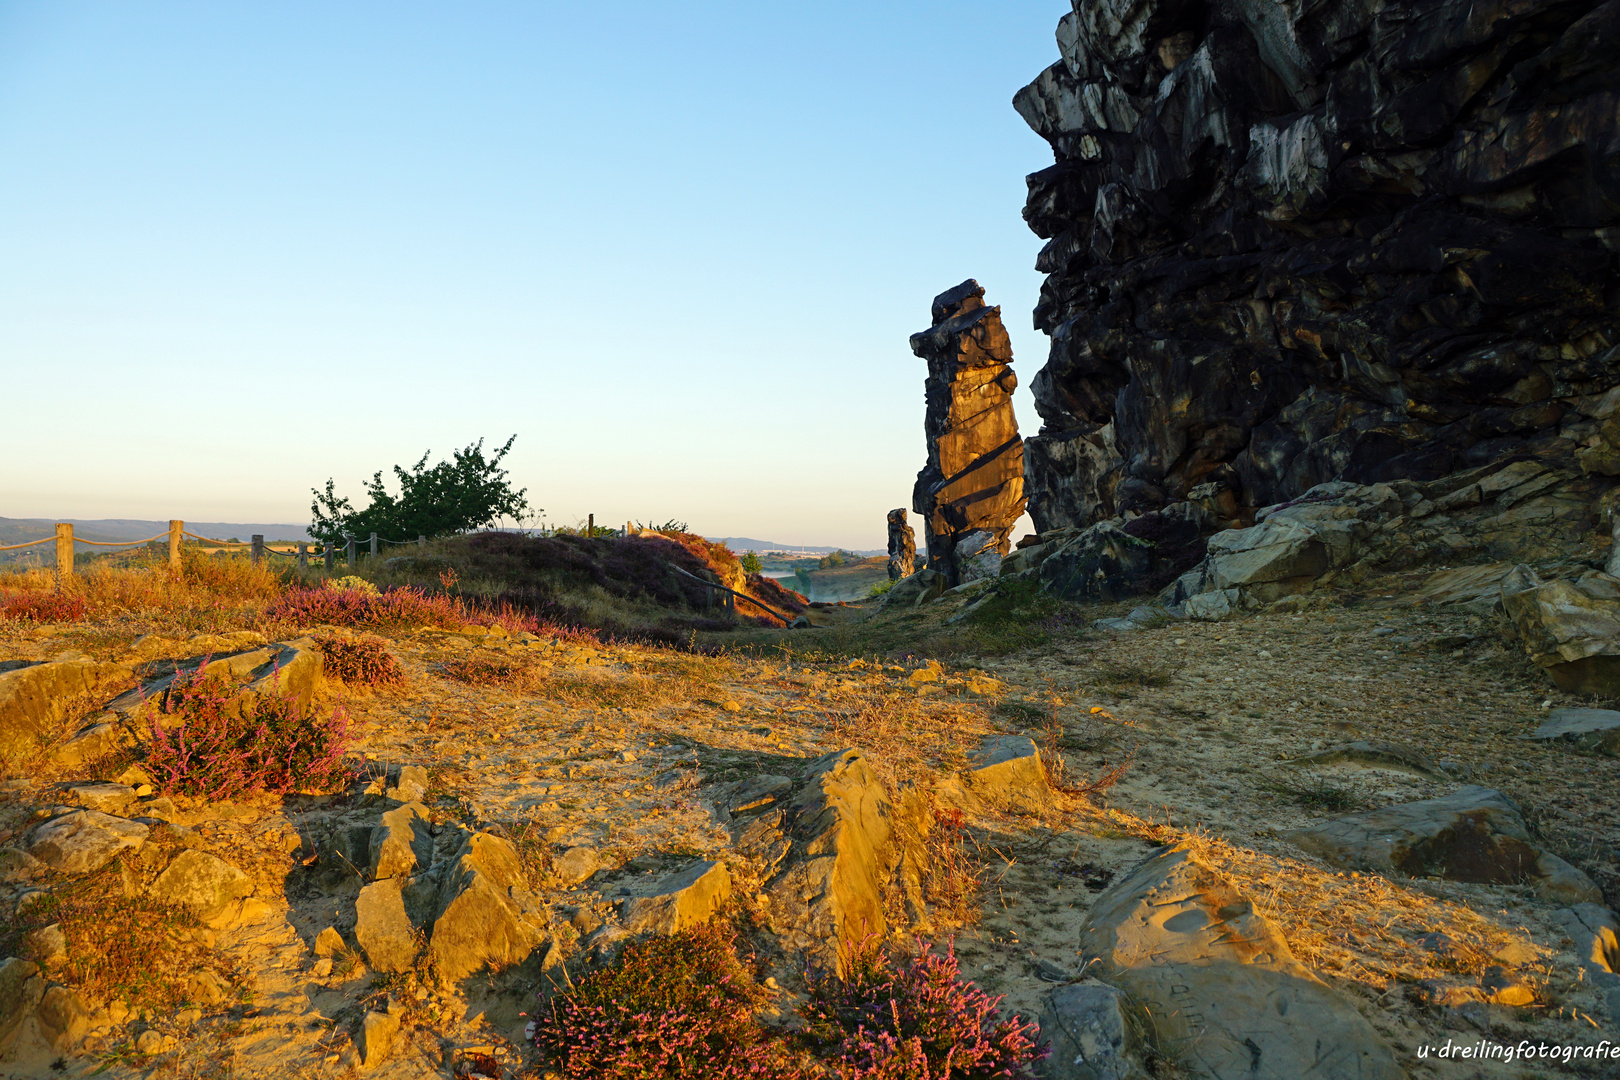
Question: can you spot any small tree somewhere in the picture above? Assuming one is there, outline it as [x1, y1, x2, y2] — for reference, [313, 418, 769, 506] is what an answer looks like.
[310, 436, 530, 545]
[739, 550, 763, 575]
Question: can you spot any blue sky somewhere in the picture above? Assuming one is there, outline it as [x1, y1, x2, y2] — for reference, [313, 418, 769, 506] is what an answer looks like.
[1, 2, 1065, 549]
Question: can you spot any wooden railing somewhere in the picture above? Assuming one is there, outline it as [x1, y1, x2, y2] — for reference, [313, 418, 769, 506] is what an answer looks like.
[0, 521, 429, 575]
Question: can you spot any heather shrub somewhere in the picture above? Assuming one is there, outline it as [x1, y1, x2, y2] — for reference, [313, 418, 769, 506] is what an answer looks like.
[270, 582, 540, 635]
[0, 589, 89, 622]
[314, 633, 404, 688]
[145, 663, 354, 799]
[532, 922, 800, 1079]
[440, 654, 538, 690]
[804, 939, 1044, 1080]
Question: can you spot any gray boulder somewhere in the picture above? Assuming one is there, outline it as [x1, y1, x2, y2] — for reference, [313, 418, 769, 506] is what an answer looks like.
[881, 569, 948, 609]
[1038, 523, 1156, 602]
[1532, 707, 1620, 757]
[1038, 979, 1148, 1080]
[1501, 565, 1620, 696]
[0, 957, 42, 1047]
[621, 860, 732, 935]
[1080, 844, 1401, 1080]
[1289, 786, 1602, 904]
[26, 811, 148, 874]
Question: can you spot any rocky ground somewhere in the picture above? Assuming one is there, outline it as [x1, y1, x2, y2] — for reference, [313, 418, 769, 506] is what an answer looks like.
[2, 565, 1619, 1079]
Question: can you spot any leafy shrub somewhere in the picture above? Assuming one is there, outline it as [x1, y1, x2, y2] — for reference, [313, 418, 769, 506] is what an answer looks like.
[532, 922, 799, 1079]
[0, 590, 88, 622]
[326, 575, 379, 596]
[314, 633, 404, 687]
[145, 663, 354, 799]
[804, 938, 1044, 1079]
[740, 551, 763, 575]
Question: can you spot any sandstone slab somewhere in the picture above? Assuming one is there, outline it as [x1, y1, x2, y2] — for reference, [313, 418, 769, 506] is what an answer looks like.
[553, 845, 599, 886]
[1501, 566, 1620, 696]
[1079, 844, 1400, 1080]
[149, 849, 253, 922]
[0, 958, 41, 1046]
[939, 735, 1050, 813]
[35, 984, 87, 1050]
[66, 782, 137, 816]
[358, 1009, 399, 1070]
[1288, 740, 1445, 778]
[1289, 786, 1602, 904]
[621, 860, 731, 936]
[368, 802, 434, 880]
[0, 659, 132, 765]
[355, 878, 418, 973]
[1532, 708, 1620, 757]
[429, 832, 543, 982]
[26, 810, 148, 875]
[1038, 979, 1148, 1080]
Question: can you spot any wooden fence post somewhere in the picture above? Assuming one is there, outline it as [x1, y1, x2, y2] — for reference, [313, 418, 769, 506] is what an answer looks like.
[168, 520, 183, 570]
[324, 543, 335, 571]
[587, 514, 594, 537]
[346, 538, 355, 568]
[297, 542, 308, 571]
[55, 524, 73, 578]
[251, 535, 264, 566]
[369, 533, 379, 558]
[418, 535, 426, 547]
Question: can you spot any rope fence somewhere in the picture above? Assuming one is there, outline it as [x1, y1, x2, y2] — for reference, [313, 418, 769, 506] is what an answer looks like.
[0, 521, 434, 577]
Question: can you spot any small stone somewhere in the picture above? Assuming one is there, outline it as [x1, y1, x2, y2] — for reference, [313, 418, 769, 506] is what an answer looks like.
[1257, 649, 1272, 659]
[1173, 637, 1187, 646]
[314, 926, 345, 958]
[619, 750, 638, 763]
[148, 849, 253, 922]
[312, 957, 333, 978]
[36, 984, 89, 1049]
[25, 923, 67, 968]
[722, 701, 741, 712]
[358, 1009, 400, 1069]
[621, 860, 732, 935]
[187, 970, 229, 1007]
[134, 1029, 164, 1055]
[554, 846, 600, 886]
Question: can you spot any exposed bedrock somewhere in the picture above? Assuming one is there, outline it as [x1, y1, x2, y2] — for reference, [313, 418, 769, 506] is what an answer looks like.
[910, 280, 1027, 585]
[1015, 0, 1620, 532]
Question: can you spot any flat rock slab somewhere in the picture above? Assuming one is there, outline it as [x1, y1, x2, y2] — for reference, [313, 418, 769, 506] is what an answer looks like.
[1038, 979, 1147, 1080]
[1288, 740, 1445, 778]
[149, 849, 253, 921]
[1080, 843, 1400, 1080]
[621, 860, 731, 935]
[1289, 786, 1601, 904]
[26, 811, 148, 875]
[355, 878, 418, 973]
[0, 660, 133, 765]
[1532, 708, 1620, 756]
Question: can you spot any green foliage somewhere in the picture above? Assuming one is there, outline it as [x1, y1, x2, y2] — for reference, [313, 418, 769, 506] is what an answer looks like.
[817, 550, 850, 569]
[637, 518, 690, 533]
[867, 579, 894, 597]
[309, 435, 530, 545]
[740, 550, 763, 575]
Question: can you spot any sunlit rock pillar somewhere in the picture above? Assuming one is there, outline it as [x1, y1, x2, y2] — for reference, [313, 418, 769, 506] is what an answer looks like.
[886, 509, 915, 581]
[910, 280, 1026, 586]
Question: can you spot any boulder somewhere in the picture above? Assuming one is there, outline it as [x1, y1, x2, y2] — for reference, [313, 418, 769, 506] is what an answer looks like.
[553, 846, 599, 886]
[1501, 566, 1620, 696]
[0, 659, 133, 766]
[34, 984, 88, 1050]
[107, 638, 326, 728]
[621, 860, 732, 935]
[938, 735, 1051, 813]
[1038, 979, 1148, 1080]
[1289, 786, 1602, 904]
[767, 749, 896, 970]
[149, 850, 254, 922]
[910, 280, 1026, 587]
[1039, 523, 1155, 602]
[313, 926, 346, 958]
[26, 811, 148, 874]
[0, 958, 41, 1046]
[429, 832, 544, 982]
[1555, 904, 1620, 1024]
[1079, 844, 1401, 1080]
[25, 925, 66, 969]
[355, 878, 418, 973]
[368, 802, 434, 880]
[52, 721, 129, 768]
[880, 569, 947, 610]
[358, 1009, 400, 1070]
[1531, 708, 1620, 757]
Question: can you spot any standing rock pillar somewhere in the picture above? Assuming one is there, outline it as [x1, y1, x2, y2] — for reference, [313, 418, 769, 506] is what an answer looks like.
[910, 280, 1025, 586]
[886, 509, 915, 581]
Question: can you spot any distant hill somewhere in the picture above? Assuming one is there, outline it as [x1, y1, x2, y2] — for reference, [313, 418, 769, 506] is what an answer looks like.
[0, 517, 312, 546]
[706, 536, 884, 557]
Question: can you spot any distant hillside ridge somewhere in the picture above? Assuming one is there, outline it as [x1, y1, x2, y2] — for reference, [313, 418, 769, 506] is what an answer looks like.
[705, 536, 883, 557]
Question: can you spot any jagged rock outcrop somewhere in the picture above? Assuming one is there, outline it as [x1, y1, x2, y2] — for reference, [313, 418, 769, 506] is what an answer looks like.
[910, 280, 1027, 585]
[886, 509, 916, 581]
[1015, 0, 1620, 533]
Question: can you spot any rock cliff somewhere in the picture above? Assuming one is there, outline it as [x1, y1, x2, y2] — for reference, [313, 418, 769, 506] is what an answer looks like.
[910, 280, 1027, 584]
[1015, 0, 1620, 531]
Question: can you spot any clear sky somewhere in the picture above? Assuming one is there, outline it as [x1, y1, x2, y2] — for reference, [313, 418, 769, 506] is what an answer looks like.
[1, 1, 1065, 550]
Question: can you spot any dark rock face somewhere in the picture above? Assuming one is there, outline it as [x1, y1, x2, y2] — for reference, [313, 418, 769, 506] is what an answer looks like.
[1015, 0, 1620, 532]
[910, 280, 1028, 584]
[886, 509, 916, 581]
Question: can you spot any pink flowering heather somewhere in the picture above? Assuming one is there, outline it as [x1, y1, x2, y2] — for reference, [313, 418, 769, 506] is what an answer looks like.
[804, 939, 1045, 1080]
[145, 660, 355, 799]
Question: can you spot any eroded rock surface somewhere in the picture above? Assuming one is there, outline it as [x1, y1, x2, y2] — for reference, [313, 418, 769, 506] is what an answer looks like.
[1080, 844, 1401, 1080]
[910, 280, 1026, 586]
[887, 509, 916, 581]
[1015, 0, 1620, 533]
